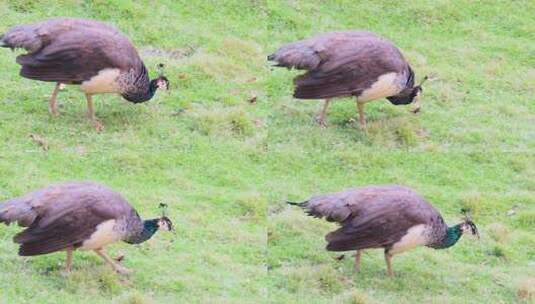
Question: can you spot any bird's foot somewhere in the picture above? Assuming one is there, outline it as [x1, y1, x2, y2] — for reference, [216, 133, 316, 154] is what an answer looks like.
[49, 106, 60, 117]
[314, 116, 328, 128]
[93, 120, 104, 133]
[60, 268, 72, 277]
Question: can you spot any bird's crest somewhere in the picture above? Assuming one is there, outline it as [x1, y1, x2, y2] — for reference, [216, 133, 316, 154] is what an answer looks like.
[159, 202, 168, 217]
[157, 63, 165, 77]
[418, 75, 429, 87]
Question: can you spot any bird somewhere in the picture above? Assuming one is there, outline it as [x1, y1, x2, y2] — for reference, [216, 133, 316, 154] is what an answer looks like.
[287, 185, 479, 277]
[0, 182, 174, 274]
[268, 31, 427, 128]
[0, 18, 170, 131]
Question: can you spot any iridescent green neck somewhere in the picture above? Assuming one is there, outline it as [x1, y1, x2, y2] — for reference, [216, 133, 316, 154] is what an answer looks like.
[436, 224, 463, 249]
[124, 219, 159, 244]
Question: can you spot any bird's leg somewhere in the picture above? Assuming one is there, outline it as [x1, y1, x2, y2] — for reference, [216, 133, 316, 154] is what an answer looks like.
[315, 99, 331, 127]
[86, 93, 95, 120]
[94, 249, 132, 275]
[114, 254, 125, 263]
[48, 82, 61, 116]
[85, 94, 104, 132]
[357, 100, 366, 128]
[65, 248, 73, 272]
[354, 250, 362, 272]
[384, 250, 394, 277]
[59, 248, 74, 277]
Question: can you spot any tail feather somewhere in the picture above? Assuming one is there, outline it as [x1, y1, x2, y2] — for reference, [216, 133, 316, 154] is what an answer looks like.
[268, 41, 321, 70]
[1, 24, 43, 52]
[286, 200, 307, 207]
[287, 200, 324, 219]
[0, 199, 37, 227]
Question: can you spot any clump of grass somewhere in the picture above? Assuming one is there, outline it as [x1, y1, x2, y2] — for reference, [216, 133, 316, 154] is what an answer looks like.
[64, 269, 101, 293]
[487, 223, 510, 243]
[187, 52, 251, 83]
[117, 291, 156, 304]
[459, 191, 484, 217]
[348, 290, 374, 304]
[489, 245, 509, 261]
[236, 192, 267, 220]
[366, 117, 419, 147]
[515, 210, 535, 229]
[229, 109, 256, 136]
[284, 265, 346, 295]
[517, 277, 535, 301]
[395, 122, 418, 146]
[433, 81, 466, 104]
[7, 0, 36, 12]
[317, 266, 344, 294]
[218, 37, 263, 68]
[508, 157, 527, 173]
[96, 269, 122, 295]
[186, 105, 255, 137]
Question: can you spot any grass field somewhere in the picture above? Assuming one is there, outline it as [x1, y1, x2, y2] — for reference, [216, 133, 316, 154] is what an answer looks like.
[0, 0, 534, 303]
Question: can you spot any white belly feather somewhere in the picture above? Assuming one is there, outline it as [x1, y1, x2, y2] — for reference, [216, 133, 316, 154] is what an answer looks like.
[80, 68, 121, 94]
[389, 224, 428, 254]
[358, 72, 401, 102]
[80, 220, 122, 250]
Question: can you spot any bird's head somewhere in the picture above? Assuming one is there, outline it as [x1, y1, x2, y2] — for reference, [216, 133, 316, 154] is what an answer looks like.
[386, 76, 428, 109]
[154, 63, 170, 91]
[157, 203, 174, 232]
[460, 209, 479, 238]
[157, 216, 174, 232]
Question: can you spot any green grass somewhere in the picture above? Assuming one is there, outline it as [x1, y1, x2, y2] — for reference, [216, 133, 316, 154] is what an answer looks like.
[0, 0, 534, 303]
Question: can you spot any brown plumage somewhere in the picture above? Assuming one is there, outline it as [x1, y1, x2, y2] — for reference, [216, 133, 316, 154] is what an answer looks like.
[0, 18, 170, 131]
[0, 182, 173, 274]
[288, 185, 478, 277]
[268, 31, 427, 128]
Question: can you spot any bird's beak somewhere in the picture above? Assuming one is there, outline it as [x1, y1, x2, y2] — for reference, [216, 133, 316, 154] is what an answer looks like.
[474, 227, 480, 239]
[411, 93, 422, 114]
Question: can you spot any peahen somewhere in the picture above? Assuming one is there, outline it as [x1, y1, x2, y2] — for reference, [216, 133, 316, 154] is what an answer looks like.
[0, 182, 173, 274]
[288, 185, 479, 277]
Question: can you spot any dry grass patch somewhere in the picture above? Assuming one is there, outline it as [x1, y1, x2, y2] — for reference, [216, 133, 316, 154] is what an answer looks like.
[517, 277, 535, 302]
[486, 223, 510, 243]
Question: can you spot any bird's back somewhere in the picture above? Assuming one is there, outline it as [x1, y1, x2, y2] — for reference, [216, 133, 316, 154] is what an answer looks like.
[1, 18, 121, 52]
[269, 31, 411, 100]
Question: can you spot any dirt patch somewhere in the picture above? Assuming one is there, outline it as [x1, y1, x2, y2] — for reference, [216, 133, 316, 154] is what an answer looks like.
[140, 45, 197, 60]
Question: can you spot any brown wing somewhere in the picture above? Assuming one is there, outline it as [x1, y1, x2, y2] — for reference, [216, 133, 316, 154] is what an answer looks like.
[269, 31, 380, 70]
[5, 182, 135, 256]
[16, 26, 141, 84]
[293, 38, 408, 99]
[325, 201, 421, 251]
[14, 205, 113, 256]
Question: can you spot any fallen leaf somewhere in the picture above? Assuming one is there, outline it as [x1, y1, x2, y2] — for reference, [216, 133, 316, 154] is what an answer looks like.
[29, 134, 49, 151]
[248, 95, 257, 104]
